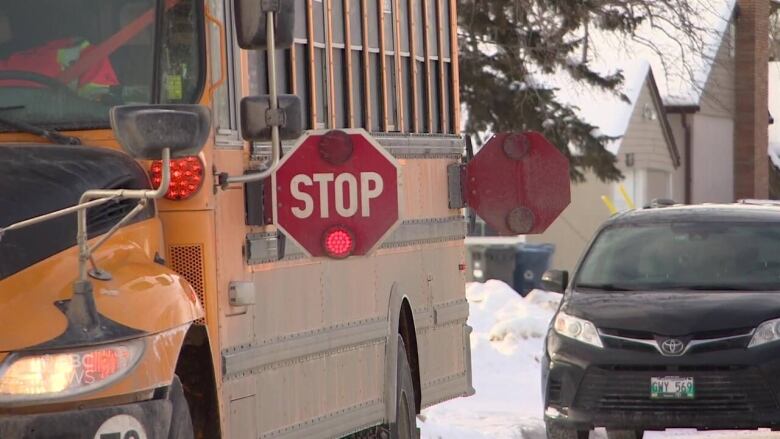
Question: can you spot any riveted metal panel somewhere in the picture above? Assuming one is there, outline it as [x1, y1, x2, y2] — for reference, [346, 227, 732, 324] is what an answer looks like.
[223, 318, 387, 378]
[229, 396, 258, 439]
[433, 299, 469, 325]
[417, 321, 465, 387]
[253, 343, 386, 437]
[247, 216, 464, 264]
[252, 133, 464, 159]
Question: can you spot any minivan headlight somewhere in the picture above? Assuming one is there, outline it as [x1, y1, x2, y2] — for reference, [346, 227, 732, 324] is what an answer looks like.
[0, 339, 144, 402]
[749, 318, 780, 348]
[554, 311, 603, 348]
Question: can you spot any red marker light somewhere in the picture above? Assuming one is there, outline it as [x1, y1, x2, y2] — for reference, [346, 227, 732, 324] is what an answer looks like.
[323, 226, 356, 259]
[318, 130, 354, 165]
[150, 156, 205, 200]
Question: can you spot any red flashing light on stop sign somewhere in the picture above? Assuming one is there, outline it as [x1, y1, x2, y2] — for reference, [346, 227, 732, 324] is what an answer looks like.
[323, 226, 355, 259]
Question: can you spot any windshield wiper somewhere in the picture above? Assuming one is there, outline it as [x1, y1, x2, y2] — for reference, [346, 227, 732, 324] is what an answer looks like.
[575, 283, 637, 291]
[0, 107, 81, 145]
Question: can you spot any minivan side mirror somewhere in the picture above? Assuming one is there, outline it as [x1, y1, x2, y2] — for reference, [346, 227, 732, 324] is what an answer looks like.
[233, 0, 295, 50]
[110, 105, 211, 160]
[241, 95, 303, 141]
[541, 269, 569, 294]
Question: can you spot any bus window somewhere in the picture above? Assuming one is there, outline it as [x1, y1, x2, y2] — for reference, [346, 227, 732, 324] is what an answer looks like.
[244, 0, 457, 135]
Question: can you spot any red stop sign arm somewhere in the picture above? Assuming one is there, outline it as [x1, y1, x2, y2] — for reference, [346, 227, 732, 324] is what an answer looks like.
[463, 132, 571, 235]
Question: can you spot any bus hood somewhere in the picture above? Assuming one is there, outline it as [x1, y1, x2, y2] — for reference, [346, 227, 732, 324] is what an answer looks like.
[0, 143, 153, 281]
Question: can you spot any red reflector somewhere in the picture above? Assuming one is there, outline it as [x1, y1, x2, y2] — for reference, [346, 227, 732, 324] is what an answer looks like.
[150, 156, 205, 200]
[322, 226, 356, 259]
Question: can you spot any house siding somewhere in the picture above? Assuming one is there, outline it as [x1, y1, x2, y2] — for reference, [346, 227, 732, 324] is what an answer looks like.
[618, 80, 676, 174]
[700, 21, 736, 119]
[527, 79, 676, 272]
[668, 113, 688, 203]
[691, 114, 735, 202]
[526, 171, 611, 272]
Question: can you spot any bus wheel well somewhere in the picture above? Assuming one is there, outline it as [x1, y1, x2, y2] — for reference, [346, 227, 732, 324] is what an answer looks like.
[398, 299, 421, 414]
[176, 325, 222, 439]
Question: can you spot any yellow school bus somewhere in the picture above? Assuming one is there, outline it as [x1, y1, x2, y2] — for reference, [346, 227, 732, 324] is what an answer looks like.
[0, 0, 484, 437]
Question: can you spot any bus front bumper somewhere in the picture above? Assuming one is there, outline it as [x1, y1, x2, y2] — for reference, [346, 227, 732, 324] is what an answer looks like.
[0, 398, 171, 438]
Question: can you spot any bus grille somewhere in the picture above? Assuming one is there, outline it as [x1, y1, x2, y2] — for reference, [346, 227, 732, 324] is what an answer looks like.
[168, 244, 206, 325]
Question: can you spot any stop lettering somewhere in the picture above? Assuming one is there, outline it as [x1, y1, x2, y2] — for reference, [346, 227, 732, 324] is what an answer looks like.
[272, 130, 401, 258]
[290, 172, 384, 219]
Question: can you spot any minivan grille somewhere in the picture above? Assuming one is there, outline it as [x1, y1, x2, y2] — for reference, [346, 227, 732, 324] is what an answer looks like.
[574, 366, 778, 413]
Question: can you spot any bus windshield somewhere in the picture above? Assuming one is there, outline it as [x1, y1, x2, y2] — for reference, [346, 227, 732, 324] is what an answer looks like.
[575, 221, 780, 292]
[0, 0, 203, 133]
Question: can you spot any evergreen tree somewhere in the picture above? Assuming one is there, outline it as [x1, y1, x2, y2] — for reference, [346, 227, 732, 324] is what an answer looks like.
[459, 0, 703, 183]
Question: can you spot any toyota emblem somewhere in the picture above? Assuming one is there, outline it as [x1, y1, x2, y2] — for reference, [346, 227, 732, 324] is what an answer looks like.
[660, 338, 685, 356]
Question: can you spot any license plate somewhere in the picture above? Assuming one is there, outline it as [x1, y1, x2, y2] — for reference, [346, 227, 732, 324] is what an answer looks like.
[650, 376, 695, 399]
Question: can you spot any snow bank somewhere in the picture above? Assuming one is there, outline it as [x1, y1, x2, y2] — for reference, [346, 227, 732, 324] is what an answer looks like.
[419, 281, 568, 439]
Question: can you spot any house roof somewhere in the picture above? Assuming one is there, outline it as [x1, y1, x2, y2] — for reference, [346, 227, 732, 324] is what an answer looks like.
[554, 61, 649, 155]
[550, 60, 681, 166]
[590, 0, 736, 107]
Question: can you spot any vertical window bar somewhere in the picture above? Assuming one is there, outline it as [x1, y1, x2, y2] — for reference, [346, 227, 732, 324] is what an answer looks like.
[326, 0, 337, 128]
[378, 0, 389, 131]
[307, 0, 318, 127]
[291, 45, 298, 95]
[393, 0, 404, 132]
[344, 0, 355, 127]
[421, 0, 433, 132]
[361, 0, 373, 131]
[436, 0, 447, 133]
[449, 0, 459, 133]
[408, 0, 419, 133]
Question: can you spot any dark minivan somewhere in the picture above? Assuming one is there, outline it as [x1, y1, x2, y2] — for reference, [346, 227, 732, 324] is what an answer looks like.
[542, 203, 780, 439]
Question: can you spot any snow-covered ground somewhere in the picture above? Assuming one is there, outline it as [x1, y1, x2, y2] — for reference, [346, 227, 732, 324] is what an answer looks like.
[418, 281, 780, 439]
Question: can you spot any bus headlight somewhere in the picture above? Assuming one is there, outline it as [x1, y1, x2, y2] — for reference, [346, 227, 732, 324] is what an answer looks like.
[0, 339, 144, 402]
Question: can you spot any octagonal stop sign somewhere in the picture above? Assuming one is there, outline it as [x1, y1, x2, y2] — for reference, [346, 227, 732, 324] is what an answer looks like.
[273, 129, 401, 258]
[466, 132, 571, 235]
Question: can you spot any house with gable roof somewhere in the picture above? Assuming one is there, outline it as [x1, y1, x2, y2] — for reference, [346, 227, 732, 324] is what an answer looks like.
[526, 62, 682, 272]
[591, 0, 739, 205]
[525, 0, 747, 272]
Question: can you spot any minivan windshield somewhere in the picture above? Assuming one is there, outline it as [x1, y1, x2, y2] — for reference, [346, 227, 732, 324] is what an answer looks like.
[0, 0, 203, 133]
[575, 221, 780, 291]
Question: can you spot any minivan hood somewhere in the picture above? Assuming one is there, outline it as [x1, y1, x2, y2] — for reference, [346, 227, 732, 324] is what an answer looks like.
[562, 290, 780, 336]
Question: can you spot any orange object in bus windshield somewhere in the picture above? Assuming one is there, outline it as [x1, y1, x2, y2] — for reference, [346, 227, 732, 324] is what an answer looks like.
[0, 38, 118, 89]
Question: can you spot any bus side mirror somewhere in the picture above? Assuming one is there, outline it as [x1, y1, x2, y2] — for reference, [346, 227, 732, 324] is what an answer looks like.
[241, 95, 303, 141]
[110, 105, 211, 160]
[541, 270, 568, 294]
[233, 0, 295, 50]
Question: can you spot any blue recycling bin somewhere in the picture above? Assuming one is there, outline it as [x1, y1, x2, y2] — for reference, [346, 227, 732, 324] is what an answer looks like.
[467, 242, 555, 295]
